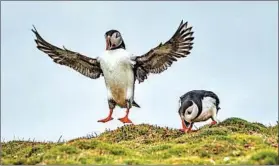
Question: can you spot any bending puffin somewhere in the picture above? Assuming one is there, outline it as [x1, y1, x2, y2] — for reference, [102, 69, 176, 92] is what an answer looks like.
[178, 90, 221, 133]
[32, 20, 194, 124]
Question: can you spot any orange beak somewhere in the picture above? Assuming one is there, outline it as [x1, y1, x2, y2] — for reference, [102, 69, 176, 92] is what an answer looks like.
[105, 36, 111, 50]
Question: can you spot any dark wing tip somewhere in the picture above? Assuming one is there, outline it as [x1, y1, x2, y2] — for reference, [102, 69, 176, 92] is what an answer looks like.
[31, 25, 46, 42]
[31, 25, 41, 40]
[180, 22, 194, 41]
[31, 25, 38, 34]
[168, 20, 194, 58]
[31, 26, 52, 49]
[180, 20, 184, 26]
[183, 21, 188, 27]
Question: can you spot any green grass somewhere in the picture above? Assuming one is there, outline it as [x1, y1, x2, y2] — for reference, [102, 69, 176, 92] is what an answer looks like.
[1, 117, 278, 165]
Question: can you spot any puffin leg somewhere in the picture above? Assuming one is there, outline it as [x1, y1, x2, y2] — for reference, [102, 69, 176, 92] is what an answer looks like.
[97, 99, 115, 123]
[211, 120, 217, 125]
[210, 109, 218, 125]
[186, 123, 194, 133]
[180, 119, 193, 133]
[97, 109, 114, 123]
[118, 109, 133, 124]
[118, 100, 133, 124]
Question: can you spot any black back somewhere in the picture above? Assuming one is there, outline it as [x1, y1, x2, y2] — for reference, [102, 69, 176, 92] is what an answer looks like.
[179, 90, 220, 120]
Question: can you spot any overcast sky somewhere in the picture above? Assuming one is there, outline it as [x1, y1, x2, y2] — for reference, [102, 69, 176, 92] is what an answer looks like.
[1, 1, 278, 141]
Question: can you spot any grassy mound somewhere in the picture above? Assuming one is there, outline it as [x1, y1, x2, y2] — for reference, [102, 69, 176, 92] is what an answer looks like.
[1, 117, 278, 165]
[96, 124, 184, 143]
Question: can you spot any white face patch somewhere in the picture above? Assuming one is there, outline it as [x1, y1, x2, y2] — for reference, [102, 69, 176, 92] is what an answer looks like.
[110, 32, 123, 48]
[184, 103, 199, 122]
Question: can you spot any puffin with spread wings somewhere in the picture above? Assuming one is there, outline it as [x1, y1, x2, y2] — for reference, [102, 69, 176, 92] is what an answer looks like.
[32, 20, 194, 124]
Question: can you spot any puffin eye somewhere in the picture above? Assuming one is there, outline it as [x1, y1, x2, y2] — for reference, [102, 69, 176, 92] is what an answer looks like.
[115, 32, 120, 38]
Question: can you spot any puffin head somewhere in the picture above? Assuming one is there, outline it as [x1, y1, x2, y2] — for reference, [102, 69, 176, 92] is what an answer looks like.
[180, 100, 197, 122]
[104, 29, 126, 50]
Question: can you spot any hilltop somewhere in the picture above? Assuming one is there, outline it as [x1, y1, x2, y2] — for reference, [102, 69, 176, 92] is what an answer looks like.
[1, 117, 278, 165]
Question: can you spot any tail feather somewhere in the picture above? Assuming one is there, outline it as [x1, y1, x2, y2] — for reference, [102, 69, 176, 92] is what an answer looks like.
[132, 101, 141, 108]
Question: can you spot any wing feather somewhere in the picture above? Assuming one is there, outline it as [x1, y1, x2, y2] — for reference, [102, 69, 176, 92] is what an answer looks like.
[133, 20, 194, 83]
[32, 26, 102, 79]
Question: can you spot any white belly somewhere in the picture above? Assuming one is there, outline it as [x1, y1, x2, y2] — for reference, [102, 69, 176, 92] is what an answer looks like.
[192, 108, 213, 122]
[99, 51, 135, 107]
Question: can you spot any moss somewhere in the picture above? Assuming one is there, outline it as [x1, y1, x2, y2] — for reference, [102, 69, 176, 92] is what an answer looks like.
[12, 158, 27, 165]
[94, 156, 108, 163]
[198, 127, 230, 137]
[147, 144, 172, 153]
[26, 156, 43, 165]
[98, 124, 183, 143]
[249, 150, 279, 165]
[252, 122, 267, 128]
[218, 117, 267, 133]
[124, 159, 142, 165]
[72, 140, 99, 150]
[96, 142, 130, 156]
[1, 117, 277, 165]
[167, 146, 187, 156]
[57, 145, 80, 154]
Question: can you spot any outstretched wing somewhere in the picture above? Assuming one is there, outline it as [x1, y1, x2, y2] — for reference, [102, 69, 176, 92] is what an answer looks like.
[32, 26, 103, 79]
[132, 20, 194, 83]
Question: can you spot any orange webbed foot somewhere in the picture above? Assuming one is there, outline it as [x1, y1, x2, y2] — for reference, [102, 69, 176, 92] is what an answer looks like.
[118, 116, 133, 124]
[97, 117, 114, 123]
[179, 128, 196, 133]
[211, 121, 217, 125]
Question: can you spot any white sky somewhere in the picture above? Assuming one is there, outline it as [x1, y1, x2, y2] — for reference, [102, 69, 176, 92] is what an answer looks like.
[1, 1, 278, 141]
